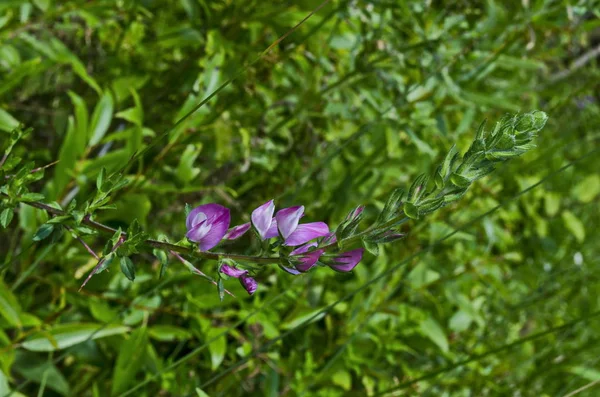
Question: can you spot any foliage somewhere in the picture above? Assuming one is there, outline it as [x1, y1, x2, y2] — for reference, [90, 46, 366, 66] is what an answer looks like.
[1, 0, 600, 396]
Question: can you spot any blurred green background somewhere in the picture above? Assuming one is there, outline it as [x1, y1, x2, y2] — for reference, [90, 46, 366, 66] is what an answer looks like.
[1, 0, 600, 395]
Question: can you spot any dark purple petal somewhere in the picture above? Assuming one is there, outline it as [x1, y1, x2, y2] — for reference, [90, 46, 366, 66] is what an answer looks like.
[240, 276, 258, 295]
[197, 210, 231, 251]
[329, 248, 364, 272]
[264, 219, 278, 239]
[276, 206, 304, 239]
[220, 264, 248, 278]
[284, 222, 330, 246]
[251, 200, 275, 240]
[186, 203, 229, 230]
[294, 249, 323, 272]
[224, 223, 251, 240]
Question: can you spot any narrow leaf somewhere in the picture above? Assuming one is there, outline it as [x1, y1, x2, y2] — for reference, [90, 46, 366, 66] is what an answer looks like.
[120, 257, 136, 281]
[88, 91, 114, 146]
[33, 224, 55, 241]
[0, 208, 13, 228]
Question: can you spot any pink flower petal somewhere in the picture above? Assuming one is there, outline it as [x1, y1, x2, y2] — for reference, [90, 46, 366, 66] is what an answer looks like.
[275, 206, 304, 239]
[284, 222, 330, 246]
[329, 248, 364, 272]
[224, 223, 251, 240]
[281, 265, 301, 275]
[186, 219, 212, 242]
[264, 219, 279, 239]
[251, 200, 275, 240]
[220, 264, 248, 278]
[186, 203, 228, 230]
[197, 210, 231, 251]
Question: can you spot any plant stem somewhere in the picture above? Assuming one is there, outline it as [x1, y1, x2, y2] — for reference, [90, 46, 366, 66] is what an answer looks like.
[18, 199, 280, 264]
[65, 225, 99, 260]
[170, 250, 235, 297]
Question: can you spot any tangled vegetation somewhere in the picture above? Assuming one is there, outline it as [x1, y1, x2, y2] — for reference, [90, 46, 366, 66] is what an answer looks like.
[1, 0, 599, 396]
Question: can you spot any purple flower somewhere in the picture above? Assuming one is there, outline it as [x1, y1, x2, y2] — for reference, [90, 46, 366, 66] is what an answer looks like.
[251, 199, 275, 240]
[186, 204, 231, 251]
[289, 243, 323, 272]
[275, 206, 304, 239]
[224, 223, 251, 240]
[220, 264, 248, 278]
[265, 219, 279, 239]
[240, 276, 258, 295]
[329, 248, 364, 272]
[274, 206, 329, 246]
[285, 222, 329, 246]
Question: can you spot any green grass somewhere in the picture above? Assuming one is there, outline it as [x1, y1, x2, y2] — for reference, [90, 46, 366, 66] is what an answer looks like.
[1, 0, 600, 396]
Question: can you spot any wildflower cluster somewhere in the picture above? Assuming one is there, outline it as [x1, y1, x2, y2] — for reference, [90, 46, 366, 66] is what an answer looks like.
[185, 200, 364, 295]
[1, 111, 548, 298]
[181, 111, 548, 295]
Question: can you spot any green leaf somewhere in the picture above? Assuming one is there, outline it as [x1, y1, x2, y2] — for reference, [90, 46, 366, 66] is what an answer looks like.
[567, 366, 600, 381]
[111, 327, 148, 395]
[450, 173, 471, 188]
[0, 208, 13, 228]
[206, 328, 227, 370]
[115, 95, 143, 127]
[119, 256, 136, 281]
[32, 223, 55, 241]
[21, 323, 130, 351]
[449, 310, 472, 333]
[153, 249, 169, 278]
[0, 369, 10, 396]
[282, 308, 326, 330]
[332, 370, 352, 391]
[96, 167, 106, 191]
[403, 202, 419, 220]
[12, 353, 70, 396]
[0, 108, 19, 132]
[0, 279, 22, 327]
[362, 238, 379, 256]
[440, 144, 459, 180]
[176, 144, 202, 184]
[572, 174, 600, 203]
[148, 325, 192, 342]
[376, 188, 404, 224]
[195, 388, 210, 397]
[54, 116, 82, 195]
[562, 210, 585, 243]
[19, 192, 45, 202]
[408, 174, 428, 202]
[67, 91, 89, 147]
[408, 262, 440, 288]
[89, 299, 119, 323]
[88, 91, 114, 146]
[420, 317, 449, 353]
